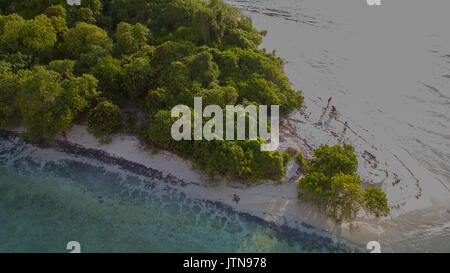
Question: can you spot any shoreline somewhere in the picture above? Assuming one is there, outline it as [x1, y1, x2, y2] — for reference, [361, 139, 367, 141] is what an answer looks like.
[0, 129, 361, 252]
[2, 117, 449, 251]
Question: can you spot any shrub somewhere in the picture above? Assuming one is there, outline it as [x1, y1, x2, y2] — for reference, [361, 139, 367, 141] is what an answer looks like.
[87, 101, 123, 139]
[306, 144, 357, 177]
[297, 144, 389, 221]
[363, 187, 390, 218]
[282, 147, 297, 166]
[295, 152, 305, 169]
[10, 66, 99, 141]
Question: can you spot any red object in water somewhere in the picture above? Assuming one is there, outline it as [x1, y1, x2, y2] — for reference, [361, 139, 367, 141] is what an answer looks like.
[328, 97, 332, 104]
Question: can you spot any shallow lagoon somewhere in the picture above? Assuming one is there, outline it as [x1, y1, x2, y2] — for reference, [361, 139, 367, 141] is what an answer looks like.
[0, 136, 347, 253]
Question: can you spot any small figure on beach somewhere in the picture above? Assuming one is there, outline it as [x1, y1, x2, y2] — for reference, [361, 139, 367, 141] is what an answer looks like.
[327, 96, 332, 108]
[232, 194, 240, 204]
[61, 131, 67, 141]
[330, 105, 337, 115]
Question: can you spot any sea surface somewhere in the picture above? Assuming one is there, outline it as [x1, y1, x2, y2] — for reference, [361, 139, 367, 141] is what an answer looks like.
[228, 0, 450, 190]
[225, 0, 450, 252]
[0, 136, 348, 253]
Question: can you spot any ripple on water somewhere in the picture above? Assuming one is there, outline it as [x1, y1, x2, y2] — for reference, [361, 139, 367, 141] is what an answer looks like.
[0, 138, 349, 253]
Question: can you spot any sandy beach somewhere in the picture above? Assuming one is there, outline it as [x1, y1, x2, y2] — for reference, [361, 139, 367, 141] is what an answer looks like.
[16, 105, 441, 252]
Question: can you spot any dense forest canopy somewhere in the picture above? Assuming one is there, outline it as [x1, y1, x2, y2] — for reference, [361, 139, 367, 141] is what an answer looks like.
[0, 0, 303, 182]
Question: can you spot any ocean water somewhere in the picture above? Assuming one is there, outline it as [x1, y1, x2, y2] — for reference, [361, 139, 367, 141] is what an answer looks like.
[1, 0, 449, 253]
[0, 137, 347, 253]
[228, 0, 450, 190]
[225, 0, 450, 252]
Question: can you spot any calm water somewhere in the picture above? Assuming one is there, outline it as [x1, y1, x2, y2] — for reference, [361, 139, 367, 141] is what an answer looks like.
[226, 0, 450, 252]
[0, 138, 346, 253]
[228, 0, 450, 190]
[1, 0, 449, 253]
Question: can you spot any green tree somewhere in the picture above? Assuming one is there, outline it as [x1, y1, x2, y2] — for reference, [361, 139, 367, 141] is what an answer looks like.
[64, 22, 113, 59]
[0, 13, 58, 60]
[186, 51, 219, 87]
[295, 152, 305, 169]
[15, 66, 99, 141]
[114, 22, 150, 56]
[87, 101, 123, 139]
[297, 171, 330, 207]
[44, 5, 66, 19]
[196, 84, 238, 107]
[297, 144, 389, 221]
[73, 45, 109, 75]
[122, 56, 152, 99]
[328, 174, 364, 222]
[307, 144, 358, 178]
[363, 187, 390, 218]
[49, 59, 75, 77]
[81, 0, 103, 15]
[0, 0, 307, 185]
[145, 109, 177, 150]
[0, 64, 21, 128]
[90, 55, 124, 102]
[73, 8, 96, 25]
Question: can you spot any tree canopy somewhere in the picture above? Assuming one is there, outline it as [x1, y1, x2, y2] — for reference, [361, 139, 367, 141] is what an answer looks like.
[0, 1, 299, 182]
[297, 144, 390, 222]
[0, 0, 390, 222]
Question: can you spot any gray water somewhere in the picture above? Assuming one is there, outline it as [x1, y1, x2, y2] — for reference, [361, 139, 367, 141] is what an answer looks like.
[0, 137, 348, 253]
[228, 0, 450, 190]
[1, 0, 449, 253]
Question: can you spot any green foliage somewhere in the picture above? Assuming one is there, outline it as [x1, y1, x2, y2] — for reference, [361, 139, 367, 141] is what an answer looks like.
[0, 0, 66, 19]
[295, 152, 305, 168]
[73, 45, 109, 75]
[122, 56, 153, 99]
[282, 147, 297, 166]
[90, 55, 124, 102]
[328, 174, 363, 222]
[49, 59, 75, 77]
[297, 144, 389, 222]
[44, 5, 66, 19]
[196, 85, 238, 107]
[306, 144, 358, 178]
[114, 22, 150, 56]
[87, 101, 123, 139]
[298, 171, 330, 206]
[186, 51, 219, 88]
[63, 22, 112, 59]
[73, 8, 96, 25]
[363, 187, 390, 218]
[145, 108, 286, 182]
[0, 64, 21, 128]
[0, 0, 304, 183]
[0, 13, 59, 61]
[10, 66, 99, 141]
[0, 52, 33, 72]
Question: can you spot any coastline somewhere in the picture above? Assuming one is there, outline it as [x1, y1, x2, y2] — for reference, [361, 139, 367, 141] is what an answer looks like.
[0, 0, 447, 253]
[3, 116, 449, 251]
[65, 120, 450, 252]
[0, 129, 360, 252]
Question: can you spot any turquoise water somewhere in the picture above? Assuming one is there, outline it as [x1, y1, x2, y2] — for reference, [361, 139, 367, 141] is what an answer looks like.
[0, 137, 347, 253]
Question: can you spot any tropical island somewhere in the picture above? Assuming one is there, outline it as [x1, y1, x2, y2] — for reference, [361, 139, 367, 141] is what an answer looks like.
[0, 0, 389, 226]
